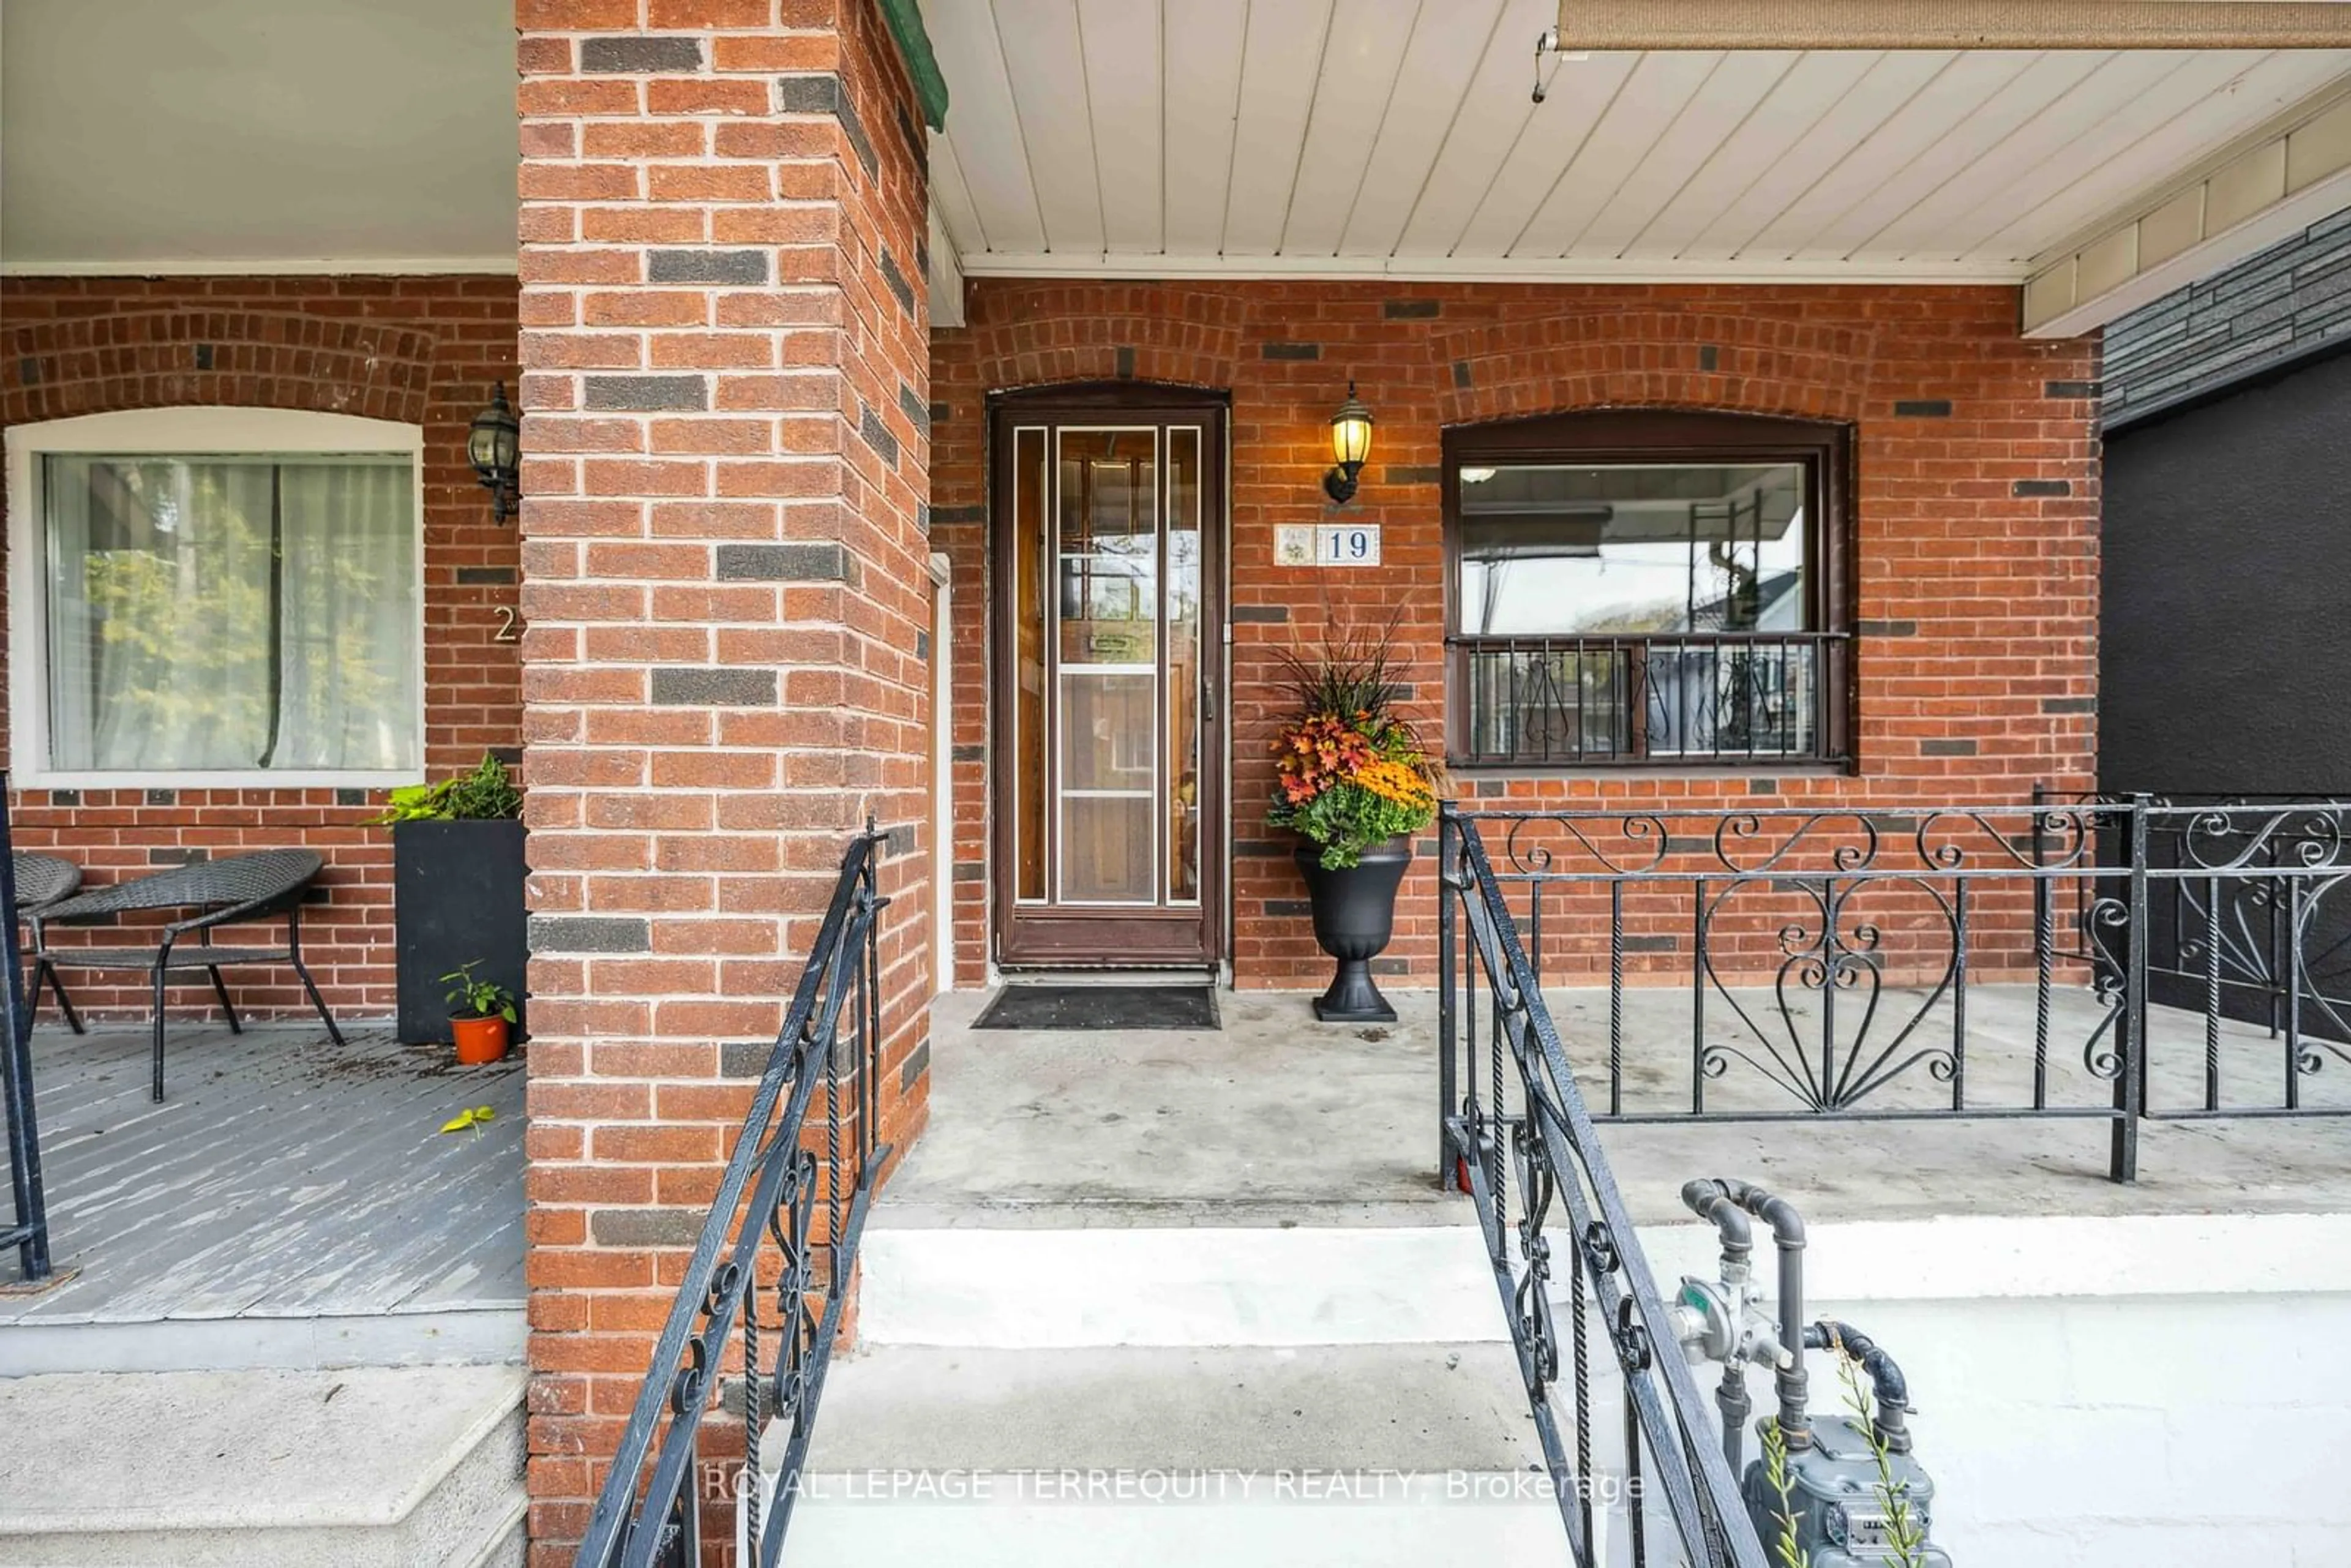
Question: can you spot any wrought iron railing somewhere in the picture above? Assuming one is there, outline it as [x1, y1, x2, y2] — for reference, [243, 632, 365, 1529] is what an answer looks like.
[2041, 787, 2351, 1059]
[1439, 808, 1769, 1567]
[1447, 632, 1851, 768]
[574, 827, 887, 1568]
[1, 775, 54, 1285]
[1443, 797, 2351, 1187]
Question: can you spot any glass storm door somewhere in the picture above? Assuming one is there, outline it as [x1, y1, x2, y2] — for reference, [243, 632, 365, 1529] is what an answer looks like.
[992, 397, 1224, 968]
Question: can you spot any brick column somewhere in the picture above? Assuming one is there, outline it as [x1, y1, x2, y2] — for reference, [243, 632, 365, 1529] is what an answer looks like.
[514, 1, 932, 1557]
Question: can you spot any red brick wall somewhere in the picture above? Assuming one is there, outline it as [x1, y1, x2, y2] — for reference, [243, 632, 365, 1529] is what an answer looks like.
[0, 276, 523, 1016]
[514, 1, 932, 1560]
[931, 282, 2102, 988]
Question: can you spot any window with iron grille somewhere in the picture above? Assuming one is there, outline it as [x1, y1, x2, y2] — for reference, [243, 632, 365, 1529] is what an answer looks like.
[1443, 410, 1854, 770]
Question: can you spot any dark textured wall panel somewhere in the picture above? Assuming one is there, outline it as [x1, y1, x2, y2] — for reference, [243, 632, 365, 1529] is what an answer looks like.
[2100, 347, 2351, 795]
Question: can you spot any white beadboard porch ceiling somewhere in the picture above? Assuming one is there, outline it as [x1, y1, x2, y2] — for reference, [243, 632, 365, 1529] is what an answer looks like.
[923, 0, 2351, 284]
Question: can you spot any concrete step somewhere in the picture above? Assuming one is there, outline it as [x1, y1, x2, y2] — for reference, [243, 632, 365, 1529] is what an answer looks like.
[859, 1224, 1505, 1348]
[0, 1365, 527, 1567]
[752, 1342, 1579, 1566]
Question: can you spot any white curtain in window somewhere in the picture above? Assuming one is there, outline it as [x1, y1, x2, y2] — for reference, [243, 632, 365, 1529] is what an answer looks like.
[43, 454, 418, 774]
[275, 462, 419, 770]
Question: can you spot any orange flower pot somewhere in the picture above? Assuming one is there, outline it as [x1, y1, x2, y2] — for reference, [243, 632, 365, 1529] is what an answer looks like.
[451, 1015, 510, 1065]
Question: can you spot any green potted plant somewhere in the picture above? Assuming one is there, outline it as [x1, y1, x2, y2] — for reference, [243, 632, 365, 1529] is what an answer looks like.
[441, 961, 519, 1065]
[374, 754, 527, 1046]
[1266, 619, 1441, 1023]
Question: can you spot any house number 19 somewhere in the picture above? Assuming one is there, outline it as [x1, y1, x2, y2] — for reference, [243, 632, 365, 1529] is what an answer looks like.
[1273, 522, 1383, 567]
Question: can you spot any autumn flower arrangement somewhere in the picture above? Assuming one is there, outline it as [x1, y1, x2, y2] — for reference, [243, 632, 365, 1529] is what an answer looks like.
[1266, 615, 1442, 869]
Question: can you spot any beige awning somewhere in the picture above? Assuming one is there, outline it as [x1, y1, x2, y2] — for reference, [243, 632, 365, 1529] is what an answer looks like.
[1553, 1, 2351, 51]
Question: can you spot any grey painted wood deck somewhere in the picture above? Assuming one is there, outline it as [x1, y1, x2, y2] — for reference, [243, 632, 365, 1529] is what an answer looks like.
[2, 1020, 522, 1370]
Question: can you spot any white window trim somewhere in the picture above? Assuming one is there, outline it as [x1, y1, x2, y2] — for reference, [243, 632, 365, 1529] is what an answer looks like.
[6, 407, 430, 790]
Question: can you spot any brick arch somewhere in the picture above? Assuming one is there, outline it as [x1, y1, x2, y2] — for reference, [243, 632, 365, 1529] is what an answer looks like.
[967, 284, 1243, 392]
[1434, 311, 1877, 428]
[2, 310, 437, 426]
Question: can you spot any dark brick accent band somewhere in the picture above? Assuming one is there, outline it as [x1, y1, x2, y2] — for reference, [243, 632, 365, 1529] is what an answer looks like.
[1115, 345, 1136, 378]
[1383, 299, 1441, 319]
[149, 847, 208, 866]
[1921, 738, 1979, 756]
[951, 861, 986, 882]
[1622, 936, 1680, 953]
[1452, 359, 1474, 388]
[193, 344, 216, 370]
[335, 788, 367, 808]
[589, 1207, 703, 1246]
[649, 667, 776, 707]
[1233, 838, 1289, 858]
[581, 36, 702, 72]
[2045, 380, 2101, 399]
[648, 249, 770, 285]
[720, 1040, 774, 1079]
[715, 542, 858, 583]
[1263, 899, 1313, 918]
[860, 402, 899, 467]
[530, 915, 652, 953]
[951, 744, 985, 763]
[778, 73, 876, 179]
[1384, 464, 1441, 486]
[1859, 619, 1918, 637]
[931, 504, 986, 527]
[877, 247, 916, 315]
[1261, 342, 1321, 361]
[899, 383, 930, 435]
[457, 566, 518, 586]
[2042, 696, 2098, 714]
[899, 1037, 931, 1094]
[586, 375, 706, 411]
[1894, 399, 1952, 418]
[1229, 604, 1290, 623]
[2013, 479, 2071, 497]
[146, 789, 176, 806]
[1698, 345, 1720, 371]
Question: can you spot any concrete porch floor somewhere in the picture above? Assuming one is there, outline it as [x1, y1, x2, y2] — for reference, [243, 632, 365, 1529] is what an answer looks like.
[1, 1020, 524, 1375]
[889, 984, 2351, 1229]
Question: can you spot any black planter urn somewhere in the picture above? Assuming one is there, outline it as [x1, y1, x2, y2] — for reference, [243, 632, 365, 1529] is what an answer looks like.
[1294, 835, 1411, 1023]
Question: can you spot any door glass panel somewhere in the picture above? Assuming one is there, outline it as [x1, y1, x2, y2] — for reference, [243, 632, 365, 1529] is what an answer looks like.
[1054, 429, 1159, 905]
[1166, 428, 1202, 904]
[1060, 797, 1156, 904]
[1059, 672, 1156, 790]
[1057, 431, 1158, 667]
[1011, 427, 1047, 902]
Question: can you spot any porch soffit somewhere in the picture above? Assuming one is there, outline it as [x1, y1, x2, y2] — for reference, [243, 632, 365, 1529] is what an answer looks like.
[0, 0, 518, 276]
[923, 0, 2351, 334]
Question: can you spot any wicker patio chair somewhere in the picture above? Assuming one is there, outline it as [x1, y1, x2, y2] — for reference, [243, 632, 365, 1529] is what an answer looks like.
[12, 853, 84, 1032]
[31, 849, 345, 1100]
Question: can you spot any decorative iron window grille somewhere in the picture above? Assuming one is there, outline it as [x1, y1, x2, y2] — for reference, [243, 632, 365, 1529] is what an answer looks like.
[1444, 411, 1854, 769]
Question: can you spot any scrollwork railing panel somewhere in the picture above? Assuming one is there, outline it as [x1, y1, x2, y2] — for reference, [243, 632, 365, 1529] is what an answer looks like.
[576, 828, 889, 1568]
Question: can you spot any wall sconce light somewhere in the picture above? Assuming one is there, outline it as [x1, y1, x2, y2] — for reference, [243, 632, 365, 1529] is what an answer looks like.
[468, 382, 521, 525]
[1324, 381, 1374, 505]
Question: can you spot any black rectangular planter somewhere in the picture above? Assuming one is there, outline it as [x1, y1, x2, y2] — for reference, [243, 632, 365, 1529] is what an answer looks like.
[394, 819, 528, 1046]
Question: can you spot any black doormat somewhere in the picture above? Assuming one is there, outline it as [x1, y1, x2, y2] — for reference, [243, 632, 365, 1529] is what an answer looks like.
[973, 985, 1221, 1032]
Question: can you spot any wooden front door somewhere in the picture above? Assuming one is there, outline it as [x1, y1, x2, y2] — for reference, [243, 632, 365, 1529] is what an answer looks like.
[991, 389, 1226, 969]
